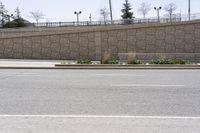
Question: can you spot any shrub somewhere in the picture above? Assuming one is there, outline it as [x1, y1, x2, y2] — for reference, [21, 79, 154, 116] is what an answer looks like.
[3, 18, 27, 28]
[150, 59, 186, 64]
[128, 59, 142, 64]
[108, 59, 119, 64]
[77, 59, 92, 64]
[172, 59, 186, 64]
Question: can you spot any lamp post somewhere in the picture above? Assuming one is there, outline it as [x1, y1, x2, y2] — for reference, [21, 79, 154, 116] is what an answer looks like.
[74, 11, 82, 25]
[109, 0, 113, 24]
[154, 7, 162, 23]
[188, 0, 191, 20]
[89, 13, 92, 25]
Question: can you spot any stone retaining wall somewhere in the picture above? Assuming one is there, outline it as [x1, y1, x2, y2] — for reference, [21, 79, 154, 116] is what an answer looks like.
[0, 21, 200, 61]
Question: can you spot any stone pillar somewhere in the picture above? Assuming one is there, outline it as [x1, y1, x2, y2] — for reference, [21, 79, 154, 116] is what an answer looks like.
[95, 32, 102, 60]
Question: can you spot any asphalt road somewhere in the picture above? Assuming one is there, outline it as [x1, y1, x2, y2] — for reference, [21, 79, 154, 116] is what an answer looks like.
[0, 69, 200, 133]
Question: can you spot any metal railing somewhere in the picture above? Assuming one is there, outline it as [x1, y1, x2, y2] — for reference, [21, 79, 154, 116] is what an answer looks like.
[1, 13, 200, 28]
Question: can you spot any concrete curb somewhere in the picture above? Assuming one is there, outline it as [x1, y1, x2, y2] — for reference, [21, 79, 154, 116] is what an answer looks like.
[0, 64, 200, 69]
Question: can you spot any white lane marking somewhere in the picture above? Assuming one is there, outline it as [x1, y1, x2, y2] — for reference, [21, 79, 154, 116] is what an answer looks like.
[91, 74, 144, 77]
[111, 84, 185, 87]
[0, 115, 199, 119]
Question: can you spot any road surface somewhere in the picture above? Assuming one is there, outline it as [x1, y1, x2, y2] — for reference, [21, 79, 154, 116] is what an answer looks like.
[0, 69, 200, 133]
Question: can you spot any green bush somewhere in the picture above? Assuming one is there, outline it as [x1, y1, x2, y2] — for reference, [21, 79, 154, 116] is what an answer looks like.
[172, 59, 186, 64]
[150, 59, 186, 64]
[108, 59, 119, 64]
[3, 18, 27, 28]
[77, 59, 92, 64]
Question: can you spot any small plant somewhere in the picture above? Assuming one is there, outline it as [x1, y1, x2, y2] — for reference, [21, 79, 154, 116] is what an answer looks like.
[108, 59, 119, 64]
[77, 59, 92, 64]
[172, 59, 186, 64]
[150, 59, 186, 64]
[61, 61, 67, 65]
[128, 59, 142, 64]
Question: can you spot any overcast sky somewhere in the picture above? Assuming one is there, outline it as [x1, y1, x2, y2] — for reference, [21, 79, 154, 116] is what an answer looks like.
[1, 0, 200, 22]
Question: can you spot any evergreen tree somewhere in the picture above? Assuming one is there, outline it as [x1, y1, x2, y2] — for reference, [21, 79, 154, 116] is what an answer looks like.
[121, 0, 133, 19]
[15, 7, 21, 19]
[0, 2, 8, 25]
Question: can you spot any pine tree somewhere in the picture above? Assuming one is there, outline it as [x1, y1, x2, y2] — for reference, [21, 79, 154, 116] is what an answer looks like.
[15, 7, 21, 19]
[121, 0, 133, 19]
[0, 2, 8, 25]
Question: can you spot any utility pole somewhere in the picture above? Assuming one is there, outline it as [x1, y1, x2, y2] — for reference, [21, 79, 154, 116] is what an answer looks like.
[188, 0, 191, 20]
[154, 7, 162, 23]
[109, 0, 113, 24]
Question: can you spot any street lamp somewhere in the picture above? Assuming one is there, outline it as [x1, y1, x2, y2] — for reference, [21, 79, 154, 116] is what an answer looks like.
[74, 11, 82, 25]
[109, 0, 113, 24]
[188, 0, 191, 20]
[154, 7, 162, 23]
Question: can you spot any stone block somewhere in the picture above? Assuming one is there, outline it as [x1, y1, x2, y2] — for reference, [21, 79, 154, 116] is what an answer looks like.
[108, 37, 118, 44]
[136, 29, 146, 39]
[32, 36, 41, 44]
[69, 34, 79, 43]
[70, 52, 79, 60]
[41, 48, 51, 57]
[175, 30, 185, 38]
[13, 52, 23, 59]
[146, 44, 156, 53]
[108, 31, 118, 37]
[4, 39, 14, 47]
[22, 48, 32, 58]
[14, 38, 23, 45]
[184, 25, 195, 34]
[165, 26, 175, 34]
[127, 29, 136, 36]
[165, 35, 175, 44]
[60, 37, 70, 45]
[51, 43, 60, 52]
[156, 30, 165, 40]
[22, 38, 32, 48]
[156, 40, 166, 49]
[117, 31, 127, 41]
[146, 35, 155, 42]
[146, 28, 156, 35]
[127, 36, 137, 43]
[41, 36, 51, 48]
[70, 43, 79, 51]
[51, 52, 60, 60]
[32, 52, 42, 59]
[88, 32, 95, 41]
[165, 44, 176, 53]
[136, 40, 146, 49]
[176, 48, 185, 53]
[50, 35, 60, 43]
[175, 39, 185, 49]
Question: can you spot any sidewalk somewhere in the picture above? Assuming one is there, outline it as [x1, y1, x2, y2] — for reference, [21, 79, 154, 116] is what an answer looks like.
[0, 59, 200, 69]
[0, 59, 59, 68]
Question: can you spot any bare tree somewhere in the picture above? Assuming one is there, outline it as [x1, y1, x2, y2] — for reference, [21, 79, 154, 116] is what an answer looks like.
[30, 10, 44, 23]
[100, 7, 109, 24]
[138, 2, 151, 19]
[164, 3, 177, 22]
